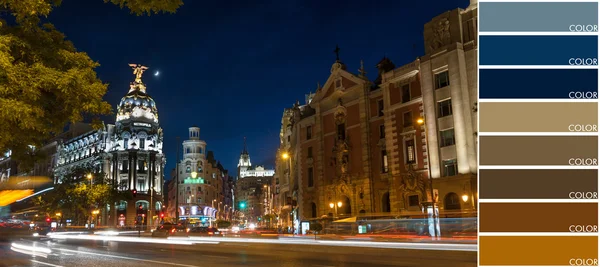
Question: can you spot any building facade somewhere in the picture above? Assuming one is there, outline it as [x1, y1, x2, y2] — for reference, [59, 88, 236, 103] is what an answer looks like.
[173, 127, 229, 226]
[53, 64, 166, 227]
[275, 2, 478, 232]
[235, 141, 274, 224]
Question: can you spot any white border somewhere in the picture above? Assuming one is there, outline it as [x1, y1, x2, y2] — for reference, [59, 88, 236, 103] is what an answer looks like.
[480, 32, 597, 36]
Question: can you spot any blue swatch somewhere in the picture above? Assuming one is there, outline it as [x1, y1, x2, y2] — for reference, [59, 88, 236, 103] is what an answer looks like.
[480, 36, 598, 66]
[480, 69, 598, 99]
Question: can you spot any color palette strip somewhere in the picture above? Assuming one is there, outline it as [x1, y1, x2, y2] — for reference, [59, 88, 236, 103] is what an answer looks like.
[480, 36, 598, 66]
[478, 1, 599, 266]
[479, 136, 598, 166]
[480, 2, 598, 32]
[479, 102, 598, 132]
[480, 236, 598, 265]
[480, 169, 598, 199]
[479, 69, 597, 99]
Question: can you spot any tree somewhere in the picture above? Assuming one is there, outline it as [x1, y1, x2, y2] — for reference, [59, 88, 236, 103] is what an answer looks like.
[0, 0, 183, 167]
[309, 222, 323, 240]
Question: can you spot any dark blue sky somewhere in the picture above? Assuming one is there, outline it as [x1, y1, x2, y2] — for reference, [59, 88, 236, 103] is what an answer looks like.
[49, 0, 468, 177]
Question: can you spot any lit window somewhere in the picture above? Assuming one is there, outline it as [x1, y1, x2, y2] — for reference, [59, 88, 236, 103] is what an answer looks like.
[405, 140, 415, 164]
[381, 150, 388, 173]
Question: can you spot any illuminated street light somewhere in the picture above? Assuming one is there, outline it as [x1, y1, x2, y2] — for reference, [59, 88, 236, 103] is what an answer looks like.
[281, 153, 289, 159]
[462, 194, 469, 202]
[191, 171, 198, 178]
[337, 201, 342, 208]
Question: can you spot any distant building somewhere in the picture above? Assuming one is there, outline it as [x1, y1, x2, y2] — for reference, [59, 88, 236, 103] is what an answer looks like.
[53, 64, 167, 227]
[275, 2, 478, 233]
[235, 140, 274, 223]
[173, 127, 229, 226]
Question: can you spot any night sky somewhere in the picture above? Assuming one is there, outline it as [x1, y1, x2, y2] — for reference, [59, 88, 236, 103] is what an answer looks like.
[48, 0, 469, 178]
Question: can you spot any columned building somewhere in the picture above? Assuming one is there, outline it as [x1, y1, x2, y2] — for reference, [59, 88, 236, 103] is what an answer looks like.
[276, 1, 478, 231]
[174, 127, 228, 226]
[54, 64, 166, 227]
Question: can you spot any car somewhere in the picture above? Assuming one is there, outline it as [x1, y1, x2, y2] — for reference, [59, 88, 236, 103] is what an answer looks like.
[188, 227, 222, 236]
[151, 223, 188, 237]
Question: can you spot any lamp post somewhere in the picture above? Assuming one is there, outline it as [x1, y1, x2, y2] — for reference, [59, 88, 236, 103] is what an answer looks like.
[416, 117, 439, 238]
[175, 136, 180, 224]
[149, 187, 155, 229]
[281, 152, 294, 235]
[329, 201, 342, 234]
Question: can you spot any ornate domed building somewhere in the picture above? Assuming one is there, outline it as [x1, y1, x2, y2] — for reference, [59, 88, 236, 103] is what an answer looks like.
[110, 64, 166, 227]
[54, 64, 166, 227]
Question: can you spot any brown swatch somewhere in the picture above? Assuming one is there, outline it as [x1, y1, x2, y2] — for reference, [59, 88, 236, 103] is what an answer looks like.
[480, 203, 598, 232]
[480, 169, 598, 199]
[480, 236, 598, 265]
[480, 136, 598, 165]
[480, 102, 598, 132]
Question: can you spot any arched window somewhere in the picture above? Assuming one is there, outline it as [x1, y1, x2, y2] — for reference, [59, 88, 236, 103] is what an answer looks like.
[444, 192, 461, 210]
[186, 166, 191, 173]
[311, 202, 317, 218]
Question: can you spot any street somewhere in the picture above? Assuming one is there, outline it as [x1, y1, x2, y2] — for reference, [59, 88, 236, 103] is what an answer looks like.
[1, 235, 477, 267]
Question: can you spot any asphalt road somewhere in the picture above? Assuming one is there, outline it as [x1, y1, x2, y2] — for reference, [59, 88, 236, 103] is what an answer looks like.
[1, 236, 477, 267]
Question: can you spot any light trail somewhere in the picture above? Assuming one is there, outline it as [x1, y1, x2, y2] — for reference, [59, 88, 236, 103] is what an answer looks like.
[16, 187, 54, 202]
[11, 242, 52, 258]
[48, 234, 217, 245]
[58, 248, 200, 267]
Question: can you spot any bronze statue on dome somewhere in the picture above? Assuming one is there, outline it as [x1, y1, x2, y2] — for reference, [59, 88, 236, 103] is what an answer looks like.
[129, 64, 148, 84]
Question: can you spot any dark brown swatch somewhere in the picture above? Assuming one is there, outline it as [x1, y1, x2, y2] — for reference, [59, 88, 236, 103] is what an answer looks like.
[480, 136, 598, 165]
[480, 203, 598, 232]
[480, 236, 598, 265]
[480, 169, 598, 199]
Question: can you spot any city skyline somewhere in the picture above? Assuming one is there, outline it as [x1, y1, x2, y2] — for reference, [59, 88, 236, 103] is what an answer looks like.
[46, 0, 470, 174]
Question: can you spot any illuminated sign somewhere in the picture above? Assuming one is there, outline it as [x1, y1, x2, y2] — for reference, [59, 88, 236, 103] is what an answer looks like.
[183, 178, 204, 184]
[133, 122, 151, 128]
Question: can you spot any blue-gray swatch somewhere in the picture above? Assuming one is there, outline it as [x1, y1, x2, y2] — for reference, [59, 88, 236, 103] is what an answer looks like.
[480, 36, 598, 65]
[480, 2, 598, 32]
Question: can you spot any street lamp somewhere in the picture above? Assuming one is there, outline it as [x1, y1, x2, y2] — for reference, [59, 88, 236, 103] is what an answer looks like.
[281, 151, 295, 235]
[87, 173, 93, 186]
[417, 116, 439, 238]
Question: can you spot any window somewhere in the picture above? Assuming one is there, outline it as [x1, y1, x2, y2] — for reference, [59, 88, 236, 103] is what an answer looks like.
[337, 123, 346, 140]
[123, 160, 128, 171]
[139, 139, 145, 149]
[287, 136, 290, 142]
[435, 71, 450, 89]
[198, 147, 203, 154]
[439, 129, 456, 147]
[438, 99, 453, 118]
[403, 112, 413, 127]
[443, 159, 458, 177]
[212, 173, 216, 179]
[381, 150, 389, 173]
[335, 79, 342, 88]
[137, 179, 145, 191]
[138, 160, 145, 171]
[308, 167, 314, 187]
[307, 147, 313, 159]
[401, 84, 411, 103]
[377, 99, 384, 117]
[379, 124, 385, 139]
[406, 139, 416, 164]
[124, 138, 129, 149]
[408, 195, 420, 207]
[197, 166, 202, 173]
[306, 126, 312, 140]
[186, 166, 191, 173]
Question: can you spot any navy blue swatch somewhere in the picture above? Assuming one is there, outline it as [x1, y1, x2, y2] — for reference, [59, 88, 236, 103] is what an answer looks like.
[480, 36, 598, 65]
[480, 69, 598, 99]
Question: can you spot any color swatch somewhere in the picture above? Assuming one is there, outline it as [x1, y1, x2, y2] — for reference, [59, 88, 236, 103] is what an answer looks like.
[479, 1, 599, 266]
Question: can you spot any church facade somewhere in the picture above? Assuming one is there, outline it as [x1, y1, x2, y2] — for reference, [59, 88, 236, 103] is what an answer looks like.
[53, 64, 166, 227]
[275, 1, 478, 231]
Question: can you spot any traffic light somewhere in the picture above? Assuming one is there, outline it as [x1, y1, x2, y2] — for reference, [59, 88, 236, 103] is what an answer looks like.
[239, 202, 246, 209]
[132, 189, 137, 197]
[258, 217, 261, 221]
[46, 217, 51, 223]
[160, 213, 164, 218]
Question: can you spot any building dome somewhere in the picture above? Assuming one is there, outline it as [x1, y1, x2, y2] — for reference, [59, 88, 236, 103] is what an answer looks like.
[115, 89, 159, 123]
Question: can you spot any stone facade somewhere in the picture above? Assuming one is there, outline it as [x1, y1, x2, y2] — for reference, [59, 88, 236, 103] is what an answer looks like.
[53, 65, 167, 227]
[275, 2, 479, 230]
[173, 127, 229, 226]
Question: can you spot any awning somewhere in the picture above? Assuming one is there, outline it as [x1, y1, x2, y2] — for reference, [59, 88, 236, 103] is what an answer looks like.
[334, 217, 357, 223]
